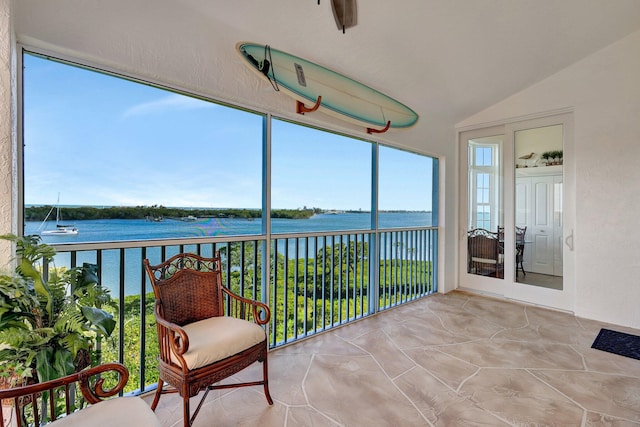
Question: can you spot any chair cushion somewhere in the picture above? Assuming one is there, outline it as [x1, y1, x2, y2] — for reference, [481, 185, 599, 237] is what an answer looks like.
[176, 316, 266, 370]
[471, 257, 498, 264]
[49, 396, 161, 427]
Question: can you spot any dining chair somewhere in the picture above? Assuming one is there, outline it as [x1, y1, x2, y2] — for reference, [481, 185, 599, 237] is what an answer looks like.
[467, 228, 504, 278]
[515, 226, 527, 276]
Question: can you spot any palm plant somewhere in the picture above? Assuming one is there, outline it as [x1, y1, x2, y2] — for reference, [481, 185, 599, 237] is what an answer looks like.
[0, 234, 116, 385]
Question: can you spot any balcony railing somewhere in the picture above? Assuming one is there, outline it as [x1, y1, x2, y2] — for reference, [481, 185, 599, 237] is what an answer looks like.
[43, 226, 437, 394]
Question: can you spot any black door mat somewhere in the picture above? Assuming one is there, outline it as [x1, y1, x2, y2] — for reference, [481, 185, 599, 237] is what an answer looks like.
[591, 328, 640, 360]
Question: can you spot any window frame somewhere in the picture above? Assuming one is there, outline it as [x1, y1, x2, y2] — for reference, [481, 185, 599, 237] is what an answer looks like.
[18, 46, 439, 243]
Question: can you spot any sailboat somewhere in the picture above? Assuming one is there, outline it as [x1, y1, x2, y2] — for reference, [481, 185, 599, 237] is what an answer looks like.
[39, 194, 79, 236]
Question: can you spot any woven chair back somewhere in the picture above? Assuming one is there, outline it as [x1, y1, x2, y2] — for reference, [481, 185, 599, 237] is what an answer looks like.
[467, 228, 500, 261]
[144, 253, 224, 326]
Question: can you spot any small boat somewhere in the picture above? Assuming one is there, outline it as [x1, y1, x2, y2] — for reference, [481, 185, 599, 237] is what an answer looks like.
[39, 194, 79, 236]
[41, 224, 79, 236]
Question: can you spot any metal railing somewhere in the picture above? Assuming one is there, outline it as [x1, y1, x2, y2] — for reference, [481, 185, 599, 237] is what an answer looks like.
[44, 227, 437, 394]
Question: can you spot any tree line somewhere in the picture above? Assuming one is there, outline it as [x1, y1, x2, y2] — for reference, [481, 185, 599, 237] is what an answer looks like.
[25, 205, 322, 221]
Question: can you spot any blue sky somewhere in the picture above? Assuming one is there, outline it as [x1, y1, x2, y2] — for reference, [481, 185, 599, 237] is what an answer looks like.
[23, 53, 433, 211]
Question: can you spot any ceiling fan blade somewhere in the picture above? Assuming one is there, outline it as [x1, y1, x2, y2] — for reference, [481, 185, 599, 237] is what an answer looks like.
[331, 0, 357, 32]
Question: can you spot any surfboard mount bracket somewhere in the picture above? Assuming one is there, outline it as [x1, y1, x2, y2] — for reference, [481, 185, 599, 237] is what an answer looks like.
[367, 121, 391, 134]
[296, 96, 322, 115]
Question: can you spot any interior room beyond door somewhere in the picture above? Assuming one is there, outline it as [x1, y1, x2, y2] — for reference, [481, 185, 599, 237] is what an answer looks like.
[514, 125, 563, 290]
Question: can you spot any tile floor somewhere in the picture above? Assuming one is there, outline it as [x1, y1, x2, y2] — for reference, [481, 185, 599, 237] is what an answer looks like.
[146, 290, 640, 426]
[516, 272, 563, 290]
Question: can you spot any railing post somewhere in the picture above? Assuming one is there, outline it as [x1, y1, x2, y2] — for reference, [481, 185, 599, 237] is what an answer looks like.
[369, 142, 380, 315]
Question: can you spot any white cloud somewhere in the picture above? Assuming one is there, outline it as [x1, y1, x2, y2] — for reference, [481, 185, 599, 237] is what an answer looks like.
[122, 94, 214, 118]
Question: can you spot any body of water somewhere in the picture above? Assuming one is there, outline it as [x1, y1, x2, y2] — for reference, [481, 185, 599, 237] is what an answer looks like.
[24, 212, 433, 296]
[26, 212, 433, 244]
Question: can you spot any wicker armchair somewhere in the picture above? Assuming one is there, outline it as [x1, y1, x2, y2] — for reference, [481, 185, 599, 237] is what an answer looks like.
[0, 363, 160, 427]
[143, 252, 273, 427]
[467, 228, 504, 278]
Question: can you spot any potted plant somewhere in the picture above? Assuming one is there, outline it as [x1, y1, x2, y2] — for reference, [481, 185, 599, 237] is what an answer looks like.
[541, 151, 552, 165]
[0, 234, 116, 387]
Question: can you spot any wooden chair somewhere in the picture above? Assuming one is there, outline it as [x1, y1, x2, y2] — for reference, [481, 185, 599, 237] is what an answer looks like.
[143, 252, 272, 427]
[497, 225, 528, 277]
[467, 228, 504, 278]
[515, 226, 527, 276]
[0, 363, 160, 427]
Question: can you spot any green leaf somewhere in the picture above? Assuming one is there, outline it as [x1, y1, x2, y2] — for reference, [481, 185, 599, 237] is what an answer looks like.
[35, 348, 57, 382]
[81, 306, 116, 337]
[70, 263, 97, 296]
[0, 311, 35, 330]
[79, 263, 99, 289]
[54, 349, 75, 378]
[19, 257, 54, 322]
[36, 347, 74, 382]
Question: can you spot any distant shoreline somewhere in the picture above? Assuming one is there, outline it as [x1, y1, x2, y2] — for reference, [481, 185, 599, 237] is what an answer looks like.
[25, 205, 318, 221]
[25, 205, 431, 222]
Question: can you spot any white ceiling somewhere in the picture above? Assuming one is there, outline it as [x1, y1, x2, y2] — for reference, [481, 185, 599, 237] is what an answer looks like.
[13, 0, 640, 153]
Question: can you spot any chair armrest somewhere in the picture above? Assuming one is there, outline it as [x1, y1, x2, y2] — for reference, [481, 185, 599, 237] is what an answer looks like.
[221, 287, 271, 326]
[154, 302, 190, 368]
[0, 363, 129, 426]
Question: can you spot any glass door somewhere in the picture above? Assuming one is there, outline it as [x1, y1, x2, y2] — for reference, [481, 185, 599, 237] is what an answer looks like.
[460, 114, 575, 312]
[459, 126, 511, 296]
[504, 114, 574, 311]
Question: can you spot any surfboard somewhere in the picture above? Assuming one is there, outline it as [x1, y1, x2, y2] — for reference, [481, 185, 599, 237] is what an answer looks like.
[237, 42, 419, 131]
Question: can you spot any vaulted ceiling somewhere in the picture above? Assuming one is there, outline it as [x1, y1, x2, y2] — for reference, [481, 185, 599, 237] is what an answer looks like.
[13, 0, 640, 153]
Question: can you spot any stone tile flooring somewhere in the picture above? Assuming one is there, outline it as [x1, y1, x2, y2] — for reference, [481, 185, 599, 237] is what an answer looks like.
[146, 291, 640, 426]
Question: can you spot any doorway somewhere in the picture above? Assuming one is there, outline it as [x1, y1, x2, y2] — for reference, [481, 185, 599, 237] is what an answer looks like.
[459, 113, 575, 311]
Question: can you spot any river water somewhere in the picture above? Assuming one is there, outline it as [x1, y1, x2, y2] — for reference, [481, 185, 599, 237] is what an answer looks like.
[24, 212, 433, 296]
[26, 212, 433, 244]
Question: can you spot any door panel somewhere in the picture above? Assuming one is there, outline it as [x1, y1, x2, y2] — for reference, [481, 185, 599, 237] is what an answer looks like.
[532, 233, 553, 274]
[530, 176, 554, 274]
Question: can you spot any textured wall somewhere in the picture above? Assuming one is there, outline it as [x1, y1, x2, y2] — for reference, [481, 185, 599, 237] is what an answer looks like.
[0, 0, 13, 269]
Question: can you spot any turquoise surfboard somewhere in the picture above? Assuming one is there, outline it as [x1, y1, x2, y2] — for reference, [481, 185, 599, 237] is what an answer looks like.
[237, 42, 419, 130]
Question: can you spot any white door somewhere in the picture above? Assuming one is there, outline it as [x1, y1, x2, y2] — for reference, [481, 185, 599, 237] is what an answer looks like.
[530, 175, 555, 274]
[459, 113, 575, 312]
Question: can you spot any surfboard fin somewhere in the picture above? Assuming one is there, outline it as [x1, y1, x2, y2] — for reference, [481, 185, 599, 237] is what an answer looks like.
[245, 53, 270, 77]
[242, 46, 279, 91]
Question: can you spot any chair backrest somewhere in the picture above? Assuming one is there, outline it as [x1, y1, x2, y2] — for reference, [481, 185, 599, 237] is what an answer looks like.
[467, 228, 500, 262]
[515, 225, 527, 243]
[143, 252, 224, 326]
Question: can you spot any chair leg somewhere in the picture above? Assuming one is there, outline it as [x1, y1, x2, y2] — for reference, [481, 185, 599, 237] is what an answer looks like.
[151, 378, 164, 411]
[183, 393, 191, 427]
[262, 356, 274, 405]
[516, 255, 525, 276]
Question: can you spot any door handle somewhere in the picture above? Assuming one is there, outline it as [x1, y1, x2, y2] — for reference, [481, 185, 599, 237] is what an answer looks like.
[565, 229, 574, 251]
